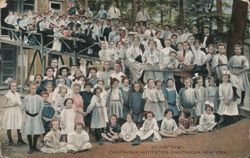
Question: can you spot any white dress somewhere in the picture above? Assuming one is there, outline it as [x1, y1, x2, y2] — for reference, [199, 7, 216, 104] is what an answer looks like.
[196, 113, 217, 132]
[41, 130, 67, 153]
[160, 118, 178, 132]
[119, 122, 138, 142]
[136, 118, 161, 141]
[60, 108, 76, 135]
[86, 95, 108, 129]
[2, 91, 23, 130]
[228, 55, 249, 92]
[194, 85, 206, 116]
[67, 131, 92, 152]
[22, 95, 45, 135]
[217, 82, 239, 116]
[142, 88, 162, 121]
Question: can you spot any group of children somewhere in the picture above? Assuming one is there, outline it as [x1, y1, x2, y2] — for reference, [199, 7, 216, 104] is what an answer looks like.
[1, 17, 250, 152]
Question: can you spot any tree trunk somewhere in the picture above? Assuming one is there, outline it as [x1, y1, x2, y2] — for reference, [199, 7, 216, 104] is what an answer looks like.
[227, 0, 248, 58]
[179, 0, 184, 26]
[132, 0, 137, 22]
[216, 0, 223, 33]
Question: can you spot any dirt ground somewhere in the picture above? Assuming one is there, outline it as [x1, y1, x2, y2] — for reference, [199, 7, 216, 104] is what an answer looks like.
[0, 96, 249, 158]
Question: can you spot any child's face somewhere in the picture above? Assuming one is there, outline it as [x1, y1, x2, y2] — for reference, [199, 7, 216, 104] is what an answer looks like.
[60, 89, 67, 97]
[46, 85, 53, 92]
[234, 47, 241, 55]
[52, 121, 59, 130]
[112, 81, 119, 88]
[104, 62, 110, 70]
[149, 41, 155, 49]
[123, 79, 129, 87]
[184, 79, 191, 88]
[156, 82, 161, 89]
[183, 43, 189, 50]
[98, 81, 104, 87]
[75, 125, 83, 134]
[66, 99, 73, 108]
[10, 83, 17, 92]
[134, 84, 140, 92]
[148, 80, 155, 88]
[167, 80, 174, 88]
[73, 85, 81, 94]
[61, 69, 68, 77]
[85, 85, 92, 92]
[147, 113, 153, 121]
[205, 107, 213, 115]
[30, 85, 37, 94]
[110, 116, 117, 124]
[80, 58, 86, 65]
[46, 69, 54, 77]
[90, 70, 97, 78]
[177, 44, 183, 51]
[197, 79, 203, 86]
[96, 89, 102, 96]
[58, 79, 65, 85]
[114, 64, 121, 72]
[165, 40, 171, 47]
[208, 47, 214, 54]
[41, 94, 49, 102]
[194, 42, 200, 49]
[222, 75, 229, 82]
[166, 111, 173, 119]
[126, 115, 132, 122]
[75, 70, 82, 77]
[218, 46, 225, 54]
[35, 76, 42, 83]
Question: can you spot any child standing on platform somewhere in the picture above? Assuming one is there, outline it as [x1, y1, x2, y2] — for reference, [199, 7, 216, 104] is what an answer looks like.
[22, 82, 45, 154]
[129, 82, 144, 127]
[2, 81, 26, 145]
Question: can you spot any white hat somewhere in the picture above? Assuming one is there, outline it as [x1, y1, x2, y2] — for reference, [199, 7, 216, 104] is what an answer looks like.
[205, 101, 214, 109]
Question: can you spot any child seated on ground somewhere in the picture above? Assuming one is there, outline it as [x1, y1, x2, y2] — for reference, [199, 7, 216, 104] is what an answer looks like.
[178, 109, 196, 135]
[196, 101, 217, 132]
[132, 111, 161, 145]
[159, 109, 180, 138]
[119, 113, 138, 142]
[101, 114, 121, 143]
[41, 119, 67, 154]
[67, 122, 92, 153]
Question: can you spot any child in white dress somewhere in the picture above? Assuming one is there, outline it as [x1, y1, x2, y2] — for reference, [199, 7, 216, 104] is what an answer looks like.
[41, 119, 67, 153]
[60, 98, 76, 142]
[142, 79, 162, 121]
[217, 71, 239, 127]
[2, 81, 26, 145]
[132, 111, 161, 145]
[67, 122, 92, 153]
[119, 113, 138, 142]
[196, 102, 217, 132]
[84, 87, 108, 145]
[159, 109, 180, 138]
